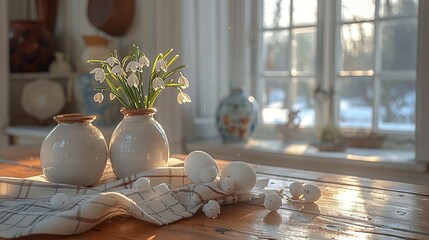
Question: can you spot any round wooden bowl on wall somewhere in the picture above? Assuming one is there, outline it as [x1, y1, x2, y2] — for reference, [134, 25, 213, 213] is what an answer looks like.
[87, 0, 135, 37]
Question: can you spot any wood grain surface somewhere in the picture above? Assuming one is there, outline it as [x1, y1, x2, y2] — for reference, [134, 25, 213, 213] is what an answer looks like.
[0, 146, 428, 239]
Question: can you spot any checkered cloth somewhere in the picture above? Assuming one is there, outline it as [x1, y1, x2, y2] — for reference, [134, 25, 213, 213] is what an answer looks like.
[0, 159, 259, 238]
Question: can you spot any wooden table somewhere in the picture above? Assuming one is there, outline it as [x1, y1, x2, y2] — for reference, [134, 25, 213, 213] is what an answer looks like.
[1, 146, 429, 239]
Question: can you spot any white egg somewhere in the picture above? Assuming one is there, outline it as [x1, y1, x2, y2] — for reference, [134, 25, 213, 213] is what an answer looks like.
[199, 165, 218, 183]
[134, 177, 151, 191]
[289, 181, 303, 197]
[50, 193, 69, 209]
[184, 151, 219, 184]
[221, 161, 256, 192]
[202, 200, 221, 219]
[263, 193, 282, 211]
[301, 184, 321, 202]
[218, 177, 235, 194]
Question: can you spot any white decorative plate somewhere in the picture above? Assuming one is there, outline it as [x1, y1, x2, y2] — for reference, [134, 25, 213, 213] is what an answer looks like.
[21, 78, 66, 120]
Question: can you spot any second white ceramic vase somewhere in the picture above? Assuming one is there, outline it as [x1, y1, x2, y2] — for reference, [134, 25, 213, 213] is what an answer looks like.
[109, 108, 169, 178]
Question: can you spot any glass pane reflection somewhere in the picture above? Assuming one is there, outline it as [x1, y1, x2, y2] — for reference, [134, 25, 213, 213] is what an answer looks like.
[340, 23, 374, 72]
[380, 20, 417, 71]
[380, 79, 415, 131]
[263, 30, 290, 72]
[264, 0, 290, 28]
[341, 0, 375, 22]
[292, 0, 317, 25]
[339, 77, 373, 128]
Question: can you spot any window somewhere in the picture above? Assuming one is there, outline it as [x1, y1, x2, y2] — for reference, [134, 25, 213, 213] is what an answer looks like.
[255, 0, 418, 144]
[259, 0, 318, 127]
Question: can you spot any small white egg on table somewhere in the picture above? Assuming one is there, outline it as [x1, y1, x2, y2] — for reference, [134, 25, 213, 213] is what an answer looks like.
[221, 161, 256, 192]
[218, 177, 235, 194]
[264, 193, 282, 211]
[289, 181, 303, 197]
[202, 200, 221, 219]
[199, 165, 218, 183]
[184, 151, 219, 184]
[134, 177, 151, 191]
[50, 193, 69, 210]
[302, 183, 321, 202]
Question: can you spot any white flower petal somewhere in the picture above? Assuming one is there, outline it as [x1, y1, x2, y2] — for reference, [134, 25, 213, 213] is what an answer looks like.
[112, 65, 125, 76]
[177, 92, 192, 104]
[152, 77, 165, 90]
[155, 59, 168, 72]
[178, 72, 189, 89]
[109, 93, 116, 100]
[93, 92, 104, 103]
[126, 61, 141, 72]
[127, 73, 139, 87]
[90, 68, 105, 83]
[106, 57, 120, 67]
[139, 55, 150, 67]
[89, 68, 99, 74]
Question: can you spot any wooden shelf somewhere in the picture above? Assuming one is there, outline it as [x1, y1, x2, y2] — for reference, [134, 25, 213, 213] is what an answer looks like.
[9, 72, 76, 80]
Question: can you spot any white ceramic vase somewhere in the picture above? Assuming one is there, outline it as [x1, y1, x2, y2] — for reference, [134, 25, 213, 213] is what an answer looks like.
[109, 108, 169, 178]
[40, 114, 108, 186]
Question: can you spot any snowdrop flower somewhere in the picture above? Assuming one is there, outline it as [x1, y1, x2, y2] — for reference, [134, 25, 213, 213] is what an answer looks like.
[152, 77, 165, 90]
[93, 92, 104, 103]
[106, 57, 120, 67]
[90, 68, 105, 83]
[177, 91, 192, 104]
[178, 72, 189, 89]
[127, 73, 139, 87]
[155, 59, 168, 72]
[126, 61, 141, 73]
[109, 93, 116, 100]
[139, 54, 150, 67]
[112, 65, 125, 76]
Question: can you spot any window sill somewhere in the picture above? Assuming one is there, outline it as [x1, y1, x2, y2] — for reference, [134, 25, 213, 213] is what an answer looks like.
[186, 138, 429, 186]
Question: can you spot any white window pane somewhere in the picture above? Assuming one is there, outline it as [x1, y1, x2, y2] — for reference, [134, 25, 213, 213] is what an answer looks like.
[292, 0, 317, 26]
[341, 0, 375, 22]
[339, 77, 373, 128]
[263, 30, 290, 72]
[262, 78, 288, 124]
[292, 28, 316, 75]
[263, 0, 290, 28]
[380, 79, 415, 131]
[380, 20, 417, 71]
[340, 23, 374, 72]
[291, 78, 316, 127]
[380, 0, 418, 17]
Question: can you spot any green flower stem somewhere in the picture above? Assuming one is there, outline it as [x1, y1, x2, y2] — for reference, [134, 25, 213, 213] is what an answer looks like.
[163, 65, 187, 79]
[103, 76, 131, 108]
[151, 54, 163, 76]
[87, 60, 107, 64]
[161, 49, 174, 60]
[148, 89, 162, 108]
[146, 71, 158, 107]
[166, 55, 178, 68]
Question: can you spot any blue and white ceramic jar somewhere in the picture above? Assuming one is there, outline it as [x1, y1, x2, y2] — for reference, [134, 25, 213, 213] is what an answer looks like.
[216, 89, 259, 142]
[74, 74, 122, 126]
